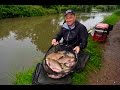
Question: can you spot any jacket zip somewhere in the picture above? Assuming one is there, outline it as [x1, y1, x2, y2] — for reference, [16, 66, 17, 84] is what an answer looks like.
[67, 31, 70, 46]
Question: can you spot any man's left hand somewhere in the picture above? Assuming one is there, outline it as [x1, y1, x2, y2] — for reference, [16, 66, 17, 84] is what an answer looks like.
[73, 46, 80, 54]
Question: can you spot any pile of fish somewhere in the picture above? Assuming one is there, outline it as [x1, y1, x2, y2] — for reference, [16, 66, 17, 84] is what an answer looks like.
[45, 51, 76, 78]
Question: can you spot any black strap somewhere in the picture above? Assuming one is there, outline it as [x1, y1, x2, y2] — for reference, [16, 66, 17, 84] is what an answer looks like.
[102, 29, 107, 38]
[43, 45, 54, 60]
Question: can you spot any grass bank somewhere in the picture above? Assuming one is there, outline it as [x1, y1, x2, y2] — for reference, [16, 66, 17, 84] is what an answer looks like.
[72, 36, 102, 85]
[103, 9, 120, 25]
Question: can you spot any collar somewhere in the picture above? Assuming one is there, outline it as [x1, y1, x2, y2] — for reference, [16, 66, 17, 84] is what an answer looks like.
[62, 23, 75, 30]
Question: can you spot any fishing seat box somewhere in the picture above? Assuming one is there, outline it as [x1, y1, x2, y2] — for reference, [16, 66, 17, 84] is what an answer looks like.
[92, 23, 113, 42]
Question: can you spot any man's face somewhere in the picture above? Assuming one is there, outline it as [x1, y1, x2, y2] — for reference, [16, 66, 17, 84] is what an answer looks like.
[65, 13, 76, 26]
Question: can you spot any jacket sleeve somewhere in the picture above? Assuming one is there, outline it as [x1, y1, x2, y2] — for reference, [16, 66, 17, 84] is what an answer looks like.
[79, 25, 88, 49]
[53, 27, 63, 42]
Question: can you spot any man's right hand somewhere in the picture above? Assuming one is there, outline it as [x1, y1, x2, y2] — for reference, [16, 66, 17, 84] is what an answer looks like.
[51, 39, 59, 46]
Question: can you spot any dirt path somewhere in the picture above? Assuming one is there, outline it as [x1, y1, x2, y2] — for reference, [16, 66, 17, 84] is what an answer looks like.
[88, 21, 120, 85]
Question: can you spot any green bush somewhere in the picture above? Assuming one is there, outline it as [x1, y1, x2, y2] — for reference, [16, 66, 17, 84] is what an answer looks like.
[0, 5, 57, 18]
[45, 9, 57, 14]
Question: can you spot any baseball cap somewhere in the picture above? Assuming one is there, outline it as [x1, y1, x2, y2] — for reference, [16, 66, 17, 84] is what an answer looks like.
[64, 9, 75, 16]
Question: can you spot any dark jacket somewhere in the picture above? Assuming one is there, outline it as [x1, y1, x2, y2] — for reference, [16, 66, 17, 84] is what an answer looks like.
[53, 20, 88, 50]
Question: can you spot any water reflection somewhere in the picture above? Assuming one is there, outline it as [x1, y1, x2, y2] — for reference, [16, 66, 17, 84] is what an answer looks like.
[79, 12, 111, 30]
[0, 12, 112, 54]
[0, 12, 111, 84]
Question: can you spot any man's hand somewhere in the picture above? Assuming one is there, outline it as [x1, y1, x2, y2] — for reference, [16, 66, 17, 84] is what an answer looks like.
[73, 46, 80, 54]
[51, 39, 59, 46]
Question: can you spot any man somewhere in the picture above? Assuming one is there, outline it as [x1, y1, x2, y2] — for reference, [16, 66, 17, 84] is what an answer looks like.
[51, 9, 88, 54]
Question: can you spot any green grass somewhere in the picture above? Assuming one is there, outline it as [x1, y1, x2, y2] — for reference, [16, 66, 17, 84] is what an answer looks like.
[103, 14, 120, 25]
[103, 9, 120, 25]
[71, 36, 102, 85]
[14, 67, 35, 85]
